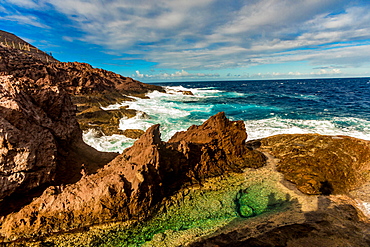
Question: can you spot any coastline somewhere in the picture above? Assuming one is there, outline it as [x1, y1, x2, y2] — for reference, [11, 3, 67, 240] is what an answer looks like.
[1, 31, 370, 246]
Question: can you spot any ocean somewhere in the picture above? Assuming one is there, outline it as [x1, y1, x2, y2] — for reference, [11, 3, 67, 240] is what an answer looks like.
[83, 77, 370, 153]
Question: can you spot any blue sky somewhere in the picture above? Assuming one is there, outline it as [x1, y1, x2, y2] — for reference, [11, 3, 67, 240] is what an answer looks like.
[1, 0, 370, 82]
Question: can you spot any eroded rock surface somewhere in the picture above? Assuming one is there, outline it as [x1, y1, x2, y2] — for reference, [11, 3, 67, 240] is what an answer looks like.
[189, 196, 370, 247]
[0, 75, 117, 214]
[0, 42, 163, 139]
[256, 134, 370, 194]
[0, 112, 267, 242]
[168, 112, 266, 179]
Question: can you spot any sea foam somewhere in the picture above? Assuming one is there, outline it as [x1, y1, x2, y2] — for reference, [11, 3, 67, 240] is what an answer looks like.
[83, 83, 370, 153]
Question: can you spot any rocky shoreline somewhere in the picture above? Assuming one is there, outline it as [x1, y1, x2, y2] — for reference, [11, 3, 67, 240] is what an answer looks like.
[1, 32, 370, 246]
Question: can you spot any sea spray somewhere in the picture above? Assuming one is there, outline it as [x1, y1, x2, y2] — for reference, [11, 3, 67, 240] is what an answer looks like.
[83, 78, 370, 153]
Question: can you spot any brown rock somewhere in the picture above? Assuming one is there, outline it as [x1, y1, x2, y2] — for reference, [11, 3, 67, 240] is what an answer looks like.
[123, 129, 145, 139]
[182, 90, 194, 95]
[168, 112, 266, 178]
[0, 113, 267, 242]
[0, 30, 57, 63]
[76, 106, 137, 136]
[0, 45, 164, 96]
[0, 75, 57, 200]
[0, 74, 117, 215]
[257, 134, 370, 194]
[0, 125, 164, 241]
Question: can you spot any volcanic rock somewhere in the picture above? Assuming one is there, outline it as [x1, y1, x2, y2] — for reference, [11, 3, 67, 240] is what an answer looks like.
[0, 30, 57, 63]
[0, 39, 164, 139]
[0, 74, 117, 215]
[0, 42, 162, 96]
[257, 134, 370, 194]
[76, 106, 137, 136]
[0, 112, 267, 242]
[168, 112, 266, 179]
[122, 129, 145, 139]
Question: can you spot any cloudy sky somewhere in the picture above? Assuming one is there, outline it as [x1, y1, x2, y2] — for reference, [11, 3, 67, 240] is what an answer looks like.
[1, 0, 370, 82]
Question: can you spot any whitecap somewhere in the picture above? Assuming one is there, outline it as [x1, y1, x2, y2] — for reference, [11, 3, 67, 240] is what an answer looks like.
[82, 129, 135, 153]
[245, 117, 370, 141]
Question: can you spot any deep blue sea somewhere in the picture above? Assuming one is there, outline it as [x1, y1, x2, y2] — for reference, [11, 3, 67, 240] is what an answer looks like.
[84, 77, 370, 152]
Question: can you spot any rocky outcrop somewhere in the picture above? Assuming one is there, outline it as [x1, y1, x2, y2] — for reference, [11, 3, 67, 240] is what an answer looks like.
[0, 41, 164, 139]
[0, 112, 267, 242]
[76, 106, 137, 136]
[0, 30, 57, 63]
[168, 112, 266, 179]
[254, 134, 370, 195]
[0, 74, 117, 215]
[0, 43, 162, 96]
[0, 75, 59, 201]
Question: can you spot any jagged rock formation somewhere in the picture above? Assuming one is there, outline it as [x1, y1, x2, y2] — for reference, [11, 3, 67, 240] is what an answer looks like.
[168, 112, 266, 179]
[0, 112, 267, 242]
[0, 38, 163, 138]
[0, 74, 117, 213]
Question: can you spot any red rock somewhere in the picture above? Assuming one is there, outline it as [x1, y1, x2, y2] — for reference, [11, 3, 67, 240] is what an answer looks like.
[168, 112, 266, 179]
[0, 113, 267, 241]
[0, 74, 117, 214]
[257, 134, 370, 194]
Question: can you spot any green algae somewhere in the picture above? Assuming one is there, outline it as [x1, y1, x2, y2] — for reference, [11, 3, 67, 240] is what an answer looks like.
[98, 174, 246, 247]
[236, 183, 289, 218]
[34, 166, 293, 247]
[112, 174, 289, 247]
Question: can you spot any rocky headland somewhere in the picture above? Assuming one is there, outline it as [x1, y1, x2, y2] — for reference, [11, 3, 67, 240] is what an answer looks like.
[1, 31, 370, 246]
[0, 32, 163, 138]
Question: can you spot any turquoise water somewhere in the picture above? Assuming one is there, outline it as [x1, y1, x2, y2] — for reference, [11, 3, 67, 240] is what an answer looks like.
[83, 78, 370, 152]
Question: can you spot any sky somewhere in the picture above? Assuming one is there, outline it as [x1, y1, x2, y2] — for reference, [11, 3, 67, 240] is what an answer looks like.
[1, 0, 370, 82]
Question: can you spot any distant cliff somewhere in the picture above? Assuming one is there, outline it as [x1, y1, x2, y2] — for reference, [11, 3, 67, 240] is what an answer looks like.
[0, 30, 164, 137]
[0, 30, 58, 63]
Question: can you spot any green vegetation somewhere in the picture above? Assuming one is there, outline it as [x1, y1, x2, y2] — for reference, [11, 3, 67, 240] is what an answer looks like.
[41, 168, 292, 247]
[236, 184, 289, 218]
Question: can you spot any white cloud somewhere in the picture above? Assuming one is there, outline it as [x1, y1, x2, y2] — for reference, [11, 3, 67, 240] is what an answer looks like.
[6, 0, 40, 9]
[0, 15, 50, 28]
[250, 68, 343, 79]
[133, 69, 220, 80]
[135, 70, 145, 78]
[4, 0, 370, 73]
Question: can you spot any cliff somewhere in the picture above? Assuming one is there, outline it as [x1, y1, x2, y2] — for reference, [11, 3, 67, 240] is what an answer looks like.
[0, 30, 57, 63]
[0, 31, 162, 214]
[0, 38, 163, 137]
